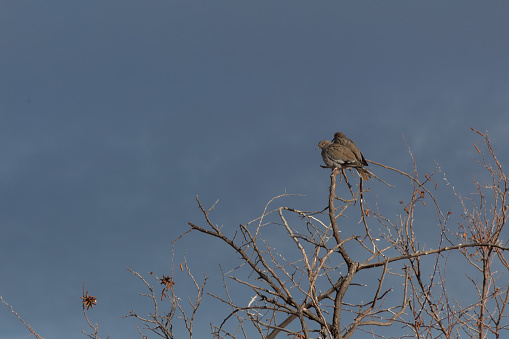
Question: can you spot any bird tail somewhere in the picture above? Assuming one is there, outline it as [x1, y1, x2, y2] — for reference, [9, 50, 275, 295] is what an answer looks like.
[357, 168, 372, 181]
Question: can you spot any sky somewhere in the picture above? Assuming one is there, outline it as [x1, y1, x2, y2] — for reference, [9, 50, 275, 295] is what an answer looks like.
[1, 1, 509, 338]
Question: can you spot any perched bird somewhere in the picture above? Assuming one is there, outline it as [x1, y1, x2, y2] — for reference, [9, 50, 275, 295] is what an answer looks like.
[316, 137, 371, 181]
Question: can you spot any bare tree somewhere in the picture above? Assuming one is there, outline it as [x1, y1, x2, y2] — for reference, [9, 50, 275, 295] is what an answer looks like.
[124, 247, 207, 339]
[184, 130, 509, 338]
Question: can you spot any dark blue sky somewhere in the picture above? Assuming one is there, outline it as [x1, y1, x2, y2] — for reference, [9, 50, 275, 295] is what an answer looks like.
[1, 1, 508, 338]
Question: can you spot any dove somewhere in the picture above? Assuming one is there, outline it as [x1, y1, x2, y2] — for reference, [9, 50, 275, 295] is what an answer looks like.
[317, 138, 371, 181]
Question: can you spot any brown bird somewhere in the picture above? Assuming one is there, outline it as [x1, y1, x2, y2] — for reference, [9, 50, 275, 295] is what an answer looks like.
[317, 136, 371, 181]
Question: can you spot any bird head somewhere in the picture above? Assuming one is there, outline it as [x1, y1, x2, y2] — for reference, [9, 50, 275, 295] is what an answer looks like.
[333, 132, 347, 142]
[316, 140, 332, 150]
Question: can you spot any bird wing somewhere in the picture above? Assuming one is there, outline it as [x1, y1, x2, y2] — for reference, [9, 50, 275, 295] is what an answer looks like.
[325, 144, 360, 167]
[336, 137, 368, 167]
